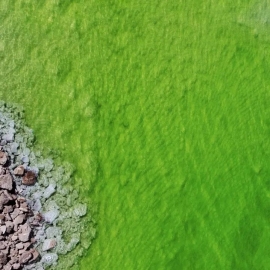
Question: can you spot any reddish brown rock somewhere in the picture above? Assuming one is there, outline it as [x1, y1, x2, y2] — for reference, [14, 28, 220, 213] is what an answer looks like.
[0, 151, 44, 268]
[0, 242, 6, 250]
[3, 205, 13, 214]
[5, 221, 13, 233]
[10, 208, 20, 220]
[29, 248, 40, 263]
[3, 263, 12, 270]
[22, 171, 36, 186]
[0, 193, 10, 210]
[0, 152, 7, 165]
[19, 251, 32, 264]
[0, 174, 13, 191]
[13, 165, 24, 176]
[12, 263, 21, 270]
[0, 252, 7, 265]
[18, 223, 31, 242]
[0, 166, 5, 175]
[0, 225, 6, 234]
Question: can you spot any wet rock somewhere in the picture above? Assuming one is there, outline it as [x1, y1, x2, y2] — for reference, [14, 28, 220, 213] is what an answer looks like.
[22, 171, 36, 186]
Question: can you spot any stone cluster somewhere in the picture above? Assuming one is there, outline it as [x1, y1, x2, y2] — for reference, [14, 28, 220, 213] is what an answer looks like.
[0, 101, 96, 270]
[0, 151, 42, 269]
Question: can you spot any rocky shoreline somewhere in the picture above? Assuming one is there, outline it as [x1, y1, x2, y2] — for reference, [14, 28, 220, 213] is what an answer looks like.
[0, 101, 96, 269]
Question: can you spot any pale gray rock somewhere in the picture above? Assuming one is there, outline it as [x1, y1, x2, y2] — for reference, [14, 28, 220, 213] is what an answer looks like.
[41, 253, 58, 266]
[43, 184, 56, 199]
[43, 209, 59, 224]
[42, 239, 57, 251]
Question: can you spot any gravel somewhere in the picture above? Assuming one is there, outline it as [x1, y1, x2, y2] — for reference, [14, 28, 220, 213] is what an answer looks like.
[0, 101, 96, 269]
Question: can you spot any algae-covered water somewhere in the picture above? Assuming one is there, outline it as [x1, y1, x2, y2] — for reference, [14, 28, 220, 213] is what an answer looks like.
[1, 0, 270, 269]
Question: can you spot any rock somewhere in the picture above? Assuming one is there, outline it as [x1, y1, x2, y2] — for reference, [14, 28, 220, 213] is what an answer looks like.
[43, 184, 56, 199]
[73, 203, 87, 217]
[13, 165, 24, 176]
[43, 209, 59, 223]
[0, 193, 11, 209]
[3, 263, 12, 270]
[11, 235, 18, 241]
[29, 249, 40, 263]
[0, 166, 5, 175]
[0, 252, 7, 264]
[10, 208, 20, 220]
[0, 174, 13, 191]
[0, 140, 7, 146]
[16, 243, 24, 250]
[21, 155, 29, 164]
[19, 251, 32, 264]
[18, 223, 31, 242]
[10, 143, 19, 154]
[13, 214, 25, 230]
[22, 171, 36, 186]
[0, 152, 7, 165]
[0, 242, 6, 250]
[12, 263, 21, 270]
[5, 221, 13, 233]
[41, 253, 58, 266]
[0, 226, 6, 234]
[32, 199, 42, 212]
[2, 133, 14, 142]
[42, 239, 57, 251]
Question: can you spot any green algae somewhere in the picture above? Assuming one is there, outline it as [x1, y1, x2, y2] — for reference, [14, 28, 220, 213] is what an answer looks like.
[1, 0, 270, 269]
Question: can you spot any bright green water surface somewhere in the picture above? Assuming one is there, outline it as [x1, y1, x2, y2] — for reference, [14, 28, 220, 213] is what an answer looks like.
[1, 0, 270, 269]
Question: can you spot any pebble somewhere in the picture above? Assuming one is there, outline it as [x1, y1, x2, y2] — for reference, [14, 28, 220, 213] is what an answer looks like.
[42, 238, 57, 251]
[22, 171, 36, 186]
[0, 152, 7, 165]
[0, 173, 13, 191]
[13, 165, 24, 176]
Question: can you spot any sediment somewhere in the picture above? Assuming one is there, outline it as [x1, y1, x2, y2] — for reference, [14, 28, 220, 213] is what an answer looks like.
[0, 101, 96, 269]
